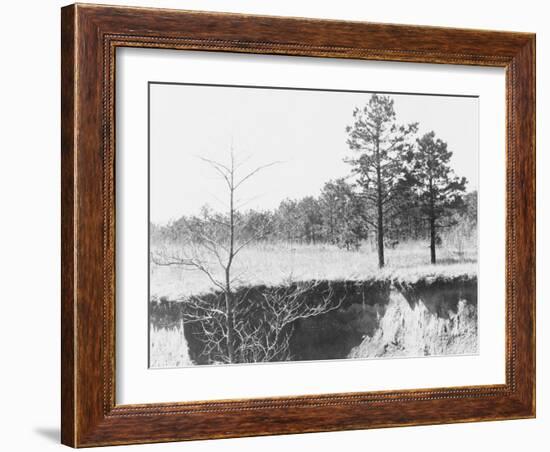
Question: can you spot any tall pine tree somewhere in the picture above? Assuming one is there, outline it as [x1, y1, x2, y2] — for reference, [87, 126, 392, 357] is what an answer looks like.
[345, 94, 417, 268]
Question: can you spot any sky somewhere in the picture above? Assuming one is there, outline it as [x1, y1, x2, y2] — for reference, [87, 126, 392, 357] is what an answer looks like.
[149, 83, 478, 225]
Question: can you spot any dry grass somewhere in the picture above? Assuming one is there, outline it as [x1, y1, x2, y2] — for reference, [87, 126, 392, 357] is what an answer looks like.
[149, 325, 192, 368]
[150, 240, 477, 300]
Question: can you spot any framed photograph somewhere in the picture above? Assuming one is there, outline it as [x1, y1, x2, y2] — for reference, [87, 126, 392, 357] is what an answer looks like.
[61, 3, 535, 447]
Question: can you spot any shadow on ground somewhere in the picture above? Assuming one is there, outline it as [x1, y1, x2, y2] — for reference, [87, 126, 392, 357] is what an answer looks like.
[34, 427, 59, 443]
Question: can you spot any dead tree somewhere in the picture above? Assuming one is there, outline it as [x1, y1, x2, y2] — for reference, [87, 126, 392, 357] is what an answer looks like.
[152, 148, 278, 363]
[177, 282, 345, 364]
[236, 282, 345, 362]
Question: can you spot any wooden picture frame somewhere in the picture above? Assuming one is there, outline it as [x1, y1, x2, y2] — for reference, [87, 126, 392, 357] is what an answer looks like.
[61, 3, 535, 447]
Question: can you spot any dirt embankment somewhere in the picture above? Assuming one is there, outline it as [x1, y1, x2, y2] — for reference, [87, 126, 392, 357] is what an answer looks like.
[150, 273, 477, 366]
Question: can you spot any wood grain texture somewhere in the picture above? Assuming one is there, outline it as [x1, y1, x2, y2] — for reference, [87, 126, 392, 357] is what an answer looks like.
[61, 3, 536, 447]
[60, 5, 76, 447]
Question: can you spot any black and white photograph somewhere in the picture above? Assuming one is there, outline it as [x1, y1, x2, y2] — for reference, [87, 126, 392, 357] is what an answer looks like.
[148, 82, 479, 368]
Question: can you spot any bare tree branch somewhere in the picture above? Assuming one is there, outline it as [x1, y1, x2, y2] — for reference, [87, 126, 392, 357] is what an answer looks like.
[234, 161, 281, 189]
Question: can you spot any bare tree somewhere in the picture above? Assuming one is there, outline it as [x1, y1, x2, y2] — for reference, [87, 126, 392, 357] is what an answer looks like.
[152, 148, 278, 363]
[236, 282, 345, 362]
[176, 282, 345, 364]
[153, 148, 349, 364]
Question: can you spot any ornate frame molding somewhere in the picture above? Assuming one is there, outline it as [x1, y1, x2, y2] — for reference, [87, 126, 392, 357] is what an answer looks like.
[61, 4, 535, 447]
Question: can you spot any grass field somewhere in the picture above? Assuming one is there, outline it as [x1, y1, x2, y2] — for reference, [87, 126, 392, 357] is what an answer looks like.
[150, 240, 477, 300]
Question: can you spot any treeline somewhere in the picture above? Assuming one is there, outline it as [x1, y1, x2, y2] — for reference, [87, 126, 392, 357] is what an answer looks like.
[151, 185, 476, 251]
[152, 94, 477, 267]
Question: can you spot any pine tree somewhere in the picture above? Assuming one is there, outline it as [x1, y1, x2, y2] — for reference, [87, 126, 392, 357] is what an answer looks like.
[345, 94, 417, 267]
[319, 179, 368, 250]
[406, 131, 467, 264]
